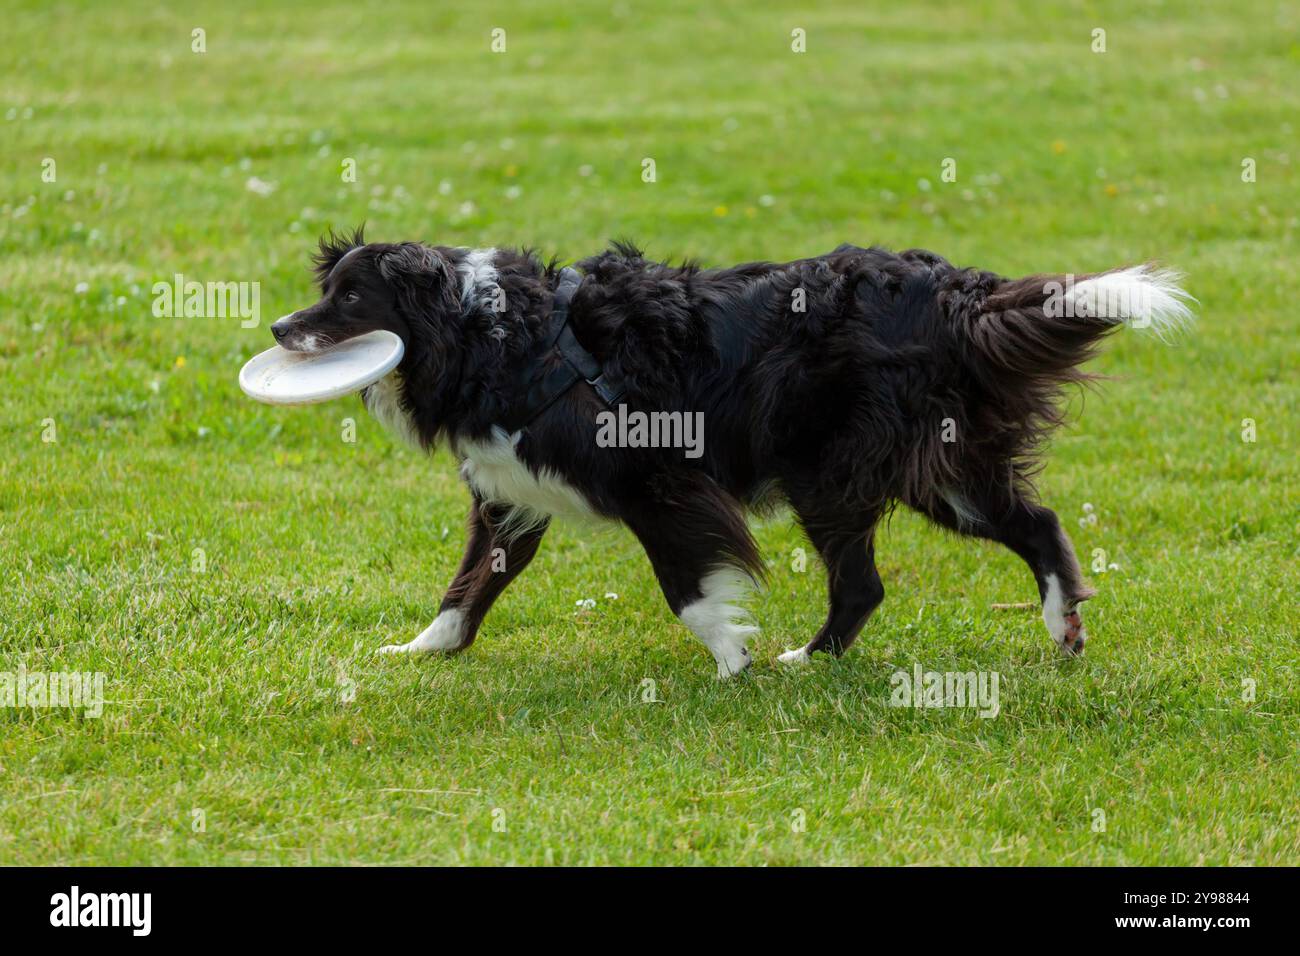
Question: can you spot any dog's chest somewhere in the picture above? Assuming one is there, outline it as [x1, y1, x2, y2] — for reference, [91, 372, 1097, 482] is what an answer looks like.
[362, 375, 593, 521]
[362, 372, 421, 447]
[458, 429, 596, 520]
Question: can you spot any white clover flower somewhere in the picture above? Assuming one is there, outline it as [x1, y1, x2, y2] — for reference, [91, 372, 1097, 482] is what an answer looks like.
[245, 176, 277, 196]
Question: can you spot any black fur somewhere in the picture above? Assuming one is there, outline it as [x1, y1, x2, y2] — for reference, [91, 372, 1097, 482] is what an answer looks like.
[272, 232, 1167, 670]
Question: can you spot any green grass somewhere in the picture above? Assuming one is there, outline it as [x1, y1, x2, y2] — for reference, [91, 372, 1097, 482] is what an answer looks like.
[2, 0, 1297, 865]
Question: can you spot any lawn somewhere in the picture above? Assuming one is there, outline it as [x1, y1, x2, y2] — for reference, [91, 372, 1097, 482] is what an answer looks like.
[1, 0, 1297, 865]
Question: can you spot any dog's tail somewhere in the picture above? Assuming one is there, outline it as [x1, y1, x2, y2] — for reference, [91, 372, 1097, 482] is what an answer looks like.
[963, 265, 1195, 381]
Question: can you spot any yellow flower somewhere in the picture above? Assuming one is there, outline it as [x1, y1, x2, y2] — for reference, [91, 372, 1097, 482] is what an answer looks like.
[1104, 184, 1119, 197]
[713, 205, 728, 217]
[174, 356, 186, 368]
[1051, 140, 1067, 155]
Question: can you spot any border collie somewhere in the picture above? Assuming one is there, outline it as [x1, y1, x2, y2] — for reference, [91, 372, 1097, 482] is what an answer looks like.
[269, 228, 1192, 677]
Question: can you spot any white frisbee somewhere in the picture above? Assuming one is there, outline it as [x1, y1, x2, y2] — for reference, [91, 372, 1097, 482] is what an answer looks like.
[238, 330, 404, 406]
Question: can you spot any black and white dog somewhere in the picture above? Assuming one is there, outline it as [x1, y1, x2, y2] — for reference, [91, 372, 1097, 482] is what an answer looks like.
[270, 228, 1191, 677]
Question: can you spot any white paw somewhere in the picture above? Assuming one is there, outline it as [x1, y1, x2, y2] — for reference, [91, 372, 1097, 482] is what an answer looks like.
[377, 640, 426, 655]
[777, 646, 811, 665]
[1055, 608, 1086, 657]
[1041, 574, 1085, 657]
[713, 640, 754, 679]
[678, 569, 759, 680]
[376, 609, 468, 656]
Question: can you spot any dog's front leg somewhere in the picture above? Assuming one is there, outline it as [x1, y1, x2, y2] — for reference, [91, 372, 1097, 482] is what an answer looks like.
[378, 497, 549, 655]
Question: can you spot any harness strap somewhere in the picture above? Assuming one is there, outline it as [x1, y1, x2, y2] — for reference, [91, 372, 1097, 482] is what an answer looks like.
[507, 267, 624, 429]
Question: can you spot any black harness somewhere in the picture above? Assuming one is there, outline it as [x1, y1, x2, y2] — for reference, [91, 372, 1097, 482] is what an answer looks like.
[505, 267, 624, 429]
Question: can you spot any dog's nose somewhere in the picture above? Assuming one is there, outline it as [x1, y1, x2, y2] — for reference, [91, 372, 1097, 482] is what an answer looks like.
[270, 317, 292, 342]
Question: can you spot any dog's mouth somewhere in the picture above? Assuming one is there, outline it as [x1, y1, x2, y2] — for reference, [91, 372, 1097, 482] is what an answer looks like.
[270, 313, 350, 354]
[276, 330, 335, 353]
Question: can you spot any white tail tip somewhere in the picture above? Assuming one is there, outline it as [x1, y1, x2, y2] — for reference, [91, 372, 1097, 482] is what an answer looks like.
[1068, 266, 1196, 339]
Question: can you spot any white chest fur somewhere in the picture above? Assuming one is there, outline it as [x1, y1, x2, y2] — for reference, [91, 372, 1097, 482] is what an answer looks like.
[362, 372, 421, 447]
[457, 428, 596, 521]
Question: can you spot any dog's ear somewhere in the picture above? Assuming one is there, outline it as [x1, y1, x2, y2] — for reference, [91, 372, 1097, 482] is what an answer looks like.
[312, 224, 367, 286]
[379, 243, 459, 320]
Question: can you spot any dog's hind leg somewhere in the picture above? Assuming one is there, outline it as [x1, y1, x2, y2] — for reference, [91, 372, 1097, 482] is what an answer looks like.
[922, 491, 1094, 656]
[623, 474, 765, 679]
[378, 497, 548, 655]
[778, 506, 885, 664]
[992, 501, 1094, 656]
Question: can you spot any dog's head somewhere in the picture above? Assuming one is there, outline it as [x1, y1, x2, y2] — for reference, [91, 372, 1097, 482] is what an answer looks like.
[270, 227, 461, 353]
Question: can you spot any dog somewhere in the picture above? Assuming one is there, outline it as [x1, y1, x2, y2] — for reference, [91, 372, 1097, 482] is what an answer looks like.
[269, 227, 1192, 677]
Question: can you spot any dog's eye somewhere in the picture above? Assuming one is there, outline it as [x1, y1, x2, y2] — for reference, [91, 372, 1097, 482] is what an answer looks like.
[342, 291, 361, 305]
